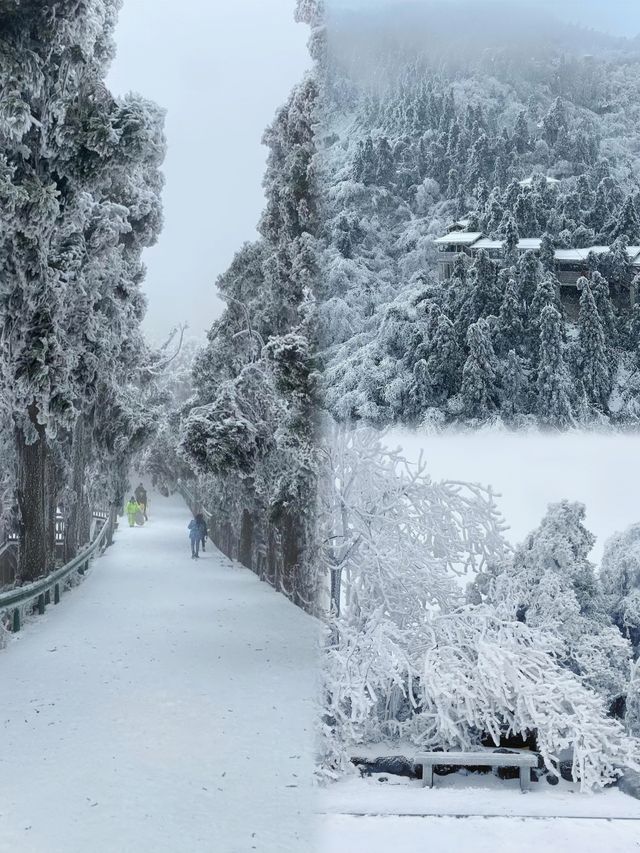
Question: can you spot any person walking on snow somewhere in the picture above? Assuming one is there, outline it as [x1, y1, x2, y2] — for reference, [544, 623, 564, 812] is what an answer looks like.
[188, 513, 207, 559]
[135, 483, 148, 520]
[126, 496, 141, 528]
[199, 514, 208, 552]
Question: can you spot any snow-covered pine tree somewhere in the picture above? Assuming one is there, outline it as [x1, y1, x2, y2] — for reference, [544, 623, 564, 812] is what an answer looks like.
[460, 319, 500, 420]
[500, 213, 519, 266]
[422, 312, 460, 405]
[494, 278, 524, 356]
[607, 196, 640, 244]
[501, 349, 528, 421]
[536, 305, 574, 428]
[179, 51, 320, 610]
[589, 270, 618, 346]
[577, 277, 613, 412]
[0, 1, 164, 579]
[539, 233, 556, 273]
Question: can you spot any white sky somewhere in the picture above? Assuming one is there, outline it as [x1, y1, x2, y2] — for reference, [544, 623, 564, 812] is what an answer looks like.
[108, 0, 310, 340]
[330, 0, 640, 38]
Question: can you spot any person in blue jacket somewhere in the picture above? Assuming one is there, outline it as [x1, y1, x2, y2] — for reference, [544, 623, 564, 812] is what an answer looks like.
[188, 513, 207, 559]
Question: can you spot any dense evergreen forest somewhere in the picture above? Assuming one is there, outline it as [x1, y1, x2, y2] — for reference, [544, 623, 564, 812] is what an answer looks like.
[0, 0, 166, 583]
[146, 0, 323, 612]
[317, 2, 640, 428]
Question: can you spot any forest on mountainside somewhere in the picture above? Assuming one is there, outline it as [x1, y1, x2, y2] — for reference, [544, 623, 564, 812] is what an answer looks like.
[317, 1, 640, 428]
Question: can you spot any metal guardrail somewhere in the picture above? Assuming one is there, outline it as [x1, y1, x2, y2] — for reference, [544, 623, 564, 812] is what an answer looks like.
[5, 508, 110, 546]
[0, 517, 110, 633]
[177, 481, 212, 521]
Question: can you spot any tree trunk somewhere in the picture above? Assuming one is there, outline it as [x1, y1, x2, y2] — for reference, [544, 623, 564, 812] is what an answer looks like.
[106, 503, 117, 547]
[281, 511, 301, 604]
[64, 415, 87, 562]
[16, 407, 48, 583]
[79, 495, 92, 546]
[239, 510, 253, 570]
[267, 524, 280, 591]
[45, 455, 58, 564]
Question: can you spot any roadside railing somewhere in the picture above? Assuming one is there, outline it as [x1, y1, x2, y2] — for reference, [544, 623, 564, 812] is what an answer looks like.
[0, 516, 110, 633]
[178, 481, 212, 521]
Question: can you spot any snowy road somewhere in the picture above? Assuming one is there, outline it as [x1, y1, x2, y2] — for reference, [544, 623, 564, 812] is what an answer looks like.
[0, 493, 319, 853]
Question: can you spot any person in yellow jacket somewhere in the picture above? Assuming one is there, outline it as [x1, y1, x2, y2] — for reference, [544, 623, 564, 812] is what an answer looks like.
[126, 496, 141, 528]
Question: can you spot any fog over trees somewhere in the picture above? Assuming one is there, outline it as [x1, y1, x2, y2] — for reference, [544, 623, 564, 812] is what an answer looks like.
[313, 0, 640, 429]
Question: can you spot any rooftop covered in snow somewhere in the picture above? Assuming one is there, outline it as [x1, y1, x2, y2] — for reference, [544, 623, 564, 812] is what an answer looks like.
[437, 229, 640, 266]
[434, 231, 483, 246]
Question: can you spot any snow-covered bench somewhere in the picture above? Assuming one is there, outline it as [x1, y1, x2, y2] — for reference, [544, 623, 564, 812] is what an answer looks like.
[415, 751, 538, 792]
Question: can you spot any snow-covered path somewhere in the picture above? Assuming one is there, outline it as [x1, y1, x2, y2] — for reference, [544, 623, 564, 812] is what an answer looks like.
[0, 493, 319, 853]
[319, 776, 640, 852]
[320, 814, 640, 853]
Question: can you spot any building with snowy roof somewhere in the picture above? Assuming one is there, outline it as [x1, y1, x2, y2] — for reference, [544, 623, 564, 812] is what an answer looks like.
[435, 228, 640, 311]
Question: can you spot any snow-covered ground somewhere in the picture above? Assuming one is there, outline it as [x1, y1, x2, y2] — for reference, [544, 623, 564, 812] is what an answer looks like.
[388, 428, 640, 562]
[0, 493, 319, 853]
[320, 813, 640, 853]
[319, 775, 640, 852]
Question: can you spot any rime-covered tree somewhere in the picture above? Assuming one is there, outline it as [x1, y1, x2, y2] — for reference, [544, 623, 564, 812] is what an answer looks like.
[179, 46, 320, 610]
[577, 277, 612, 411]
[422, 313, 460, 405]
[607, 196, 640, 244]
[470, 501, 631, 711]
[460, 319, 500, 420]
[536, 305, 574, 428]
[589, 270, 618, 345]
[0, 1, 165, 579]
[494, 278, 524, 356]
[501, 349, 527, 420]
[601, 524, 640, 657]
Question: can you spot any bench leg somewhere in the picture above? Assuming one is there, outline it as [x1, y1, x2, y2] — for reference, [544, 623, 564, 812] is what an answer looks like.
[520, 767, 531, 792]
[422, 764, 433, 788]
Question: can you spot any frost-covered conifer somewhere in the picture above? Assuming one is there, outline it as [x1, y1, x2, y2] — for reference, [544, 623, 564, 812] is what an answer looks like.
[608, 196, 640, 244]
[501, 349, 527, 419]
[577, 277, 612, 411]
[423, 313, 460, 405]
[376, 137, 394, 186]
[500, 213, 519, 265]
[0, 0, 164, 578]
[494, 278, 524, 356]
[590, 270, 618, 345]
[542, 97, 568, 146]
[539, 232, 556, 272]
[536, 305, 574, 428]
[179, 53, 321, 611]
[460, 320, 500, 419]
[466, 251, 502, 323]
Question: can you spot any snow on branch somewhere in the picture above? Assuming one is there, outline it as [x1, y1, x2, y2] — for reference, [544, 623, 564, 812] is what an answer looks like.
[423, 609, 640, 791]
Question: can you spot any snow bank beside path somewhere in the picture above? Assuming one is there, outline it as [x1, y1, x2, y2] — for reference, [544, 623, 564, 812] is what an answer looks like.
[319, 774, 640, 819]
[320, 813, 640, 853]
[0, 493, 319, 853]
